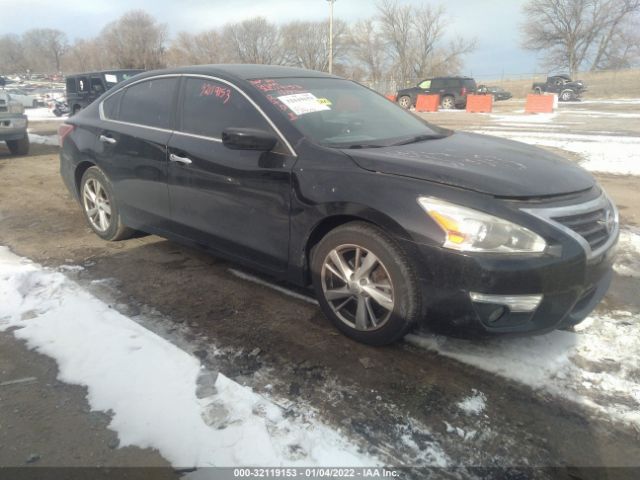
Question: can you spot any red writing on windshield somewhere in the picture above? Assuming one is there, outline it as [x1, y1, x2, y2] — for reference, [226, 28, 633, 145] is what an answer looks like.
[251, 79, 304, 96]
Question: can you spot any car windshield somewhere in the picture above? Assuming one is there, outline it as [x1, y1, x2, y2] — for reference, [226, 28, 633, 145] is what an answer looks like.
[249, 77, 446, 148]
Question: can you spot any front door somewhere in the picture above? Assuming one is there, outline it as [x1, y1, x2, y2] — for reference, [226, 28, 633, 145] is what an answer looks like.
[167, 76, 294, 272]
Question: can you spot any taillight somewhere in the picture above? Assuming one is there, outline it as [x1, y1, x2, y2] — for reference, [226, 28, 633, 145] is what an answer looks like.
[461, 87, 468, 96]
[58, 124, 75, 147]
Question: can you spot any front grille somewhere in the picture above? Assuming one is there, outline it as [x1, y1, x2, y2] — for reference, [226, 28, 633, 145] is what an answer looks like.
[522, 193, 618, 259]
[552, 208, 611, 251]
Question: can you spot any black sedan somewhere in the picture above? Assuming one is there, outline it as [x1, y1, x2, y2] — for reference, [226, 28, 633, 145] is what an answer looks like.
[477, 85, 513, 101]
[59, 65, 618, 345]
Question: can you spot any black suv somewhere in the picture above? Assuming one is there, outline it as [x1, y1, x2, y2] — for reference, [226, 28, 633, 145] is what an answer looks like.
[66, 69, 143, 115]
[59, 65, 617, 346]
[396, 76, 477, 109]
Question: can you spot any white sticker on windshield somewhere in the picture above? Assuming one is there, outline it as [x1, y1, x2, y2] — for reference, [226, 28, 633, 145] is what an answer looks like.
[104, 74, 117, 83]
[278, 93, 330, 115]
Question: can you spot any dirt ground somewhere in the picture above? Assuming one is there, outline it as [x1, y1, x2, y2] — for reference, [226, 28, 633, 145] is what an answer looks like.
[1, 101, 639, 476]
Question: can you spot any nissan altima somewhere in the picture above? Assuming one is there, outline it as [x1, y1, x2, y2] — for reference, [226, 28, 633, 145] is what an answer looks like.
[59, 65, 618, 345]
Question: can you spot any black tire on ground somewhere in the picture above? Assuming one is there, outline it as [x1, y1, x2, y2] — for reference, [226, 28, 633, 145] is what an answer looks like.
[72, 105, 81, 116]
[6, 135, 30, 155]
[80, 166, 135, 241]
[440, 95, 455, 109]
[398, 96, 412, 109]
[560, 90, 574, 102]
[534, 88, 542, 94]
[310, 221, 422, 346]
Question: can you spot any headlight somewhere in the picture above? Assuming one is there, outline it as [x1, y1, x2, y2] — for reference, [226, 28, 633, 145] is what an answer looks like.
[418, 197, 546, 253]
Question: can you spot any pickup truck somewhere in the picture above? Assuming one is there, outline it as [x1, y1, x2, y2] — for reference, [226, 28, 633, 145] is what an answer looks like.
[532, 75, 586, 101]
[0, 91, 29, 155]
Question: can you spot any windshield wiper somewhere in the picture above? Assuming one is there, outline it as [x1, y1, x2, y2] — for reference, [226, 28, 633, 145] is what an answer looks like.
[344, 143, 386, 149]
[389, 133, 447, 146]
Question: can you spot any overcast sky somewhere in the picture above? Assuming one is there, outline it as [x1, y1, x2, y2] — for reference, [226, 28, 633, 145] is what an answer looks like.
[2, 0, 542, 79]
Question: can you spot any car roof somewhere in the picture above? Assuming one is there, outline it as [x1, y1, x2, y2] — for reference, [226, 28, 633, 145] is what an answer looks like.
[67, 69, 144, 78]
[133, 64, 339, 81]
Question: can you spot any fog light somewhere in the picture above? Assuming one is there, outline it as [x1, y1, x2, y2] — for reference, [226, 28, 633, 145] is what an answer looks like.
[470, 292, 543, 313]
[487, 306, 506, 323]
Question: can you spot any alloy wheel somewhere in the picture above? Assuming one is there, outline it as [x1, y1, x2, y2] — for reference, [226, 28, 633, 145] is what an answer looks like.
[441, 96, 454, 109]
[83, 178, 112, 232]
[399, 96, 411, 109]
[321, 244, 395, 331]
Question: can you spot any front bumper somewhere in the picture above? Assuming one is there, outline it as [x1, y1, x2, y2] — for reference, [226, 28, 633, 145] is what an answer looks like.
[400, 229, 617, 337]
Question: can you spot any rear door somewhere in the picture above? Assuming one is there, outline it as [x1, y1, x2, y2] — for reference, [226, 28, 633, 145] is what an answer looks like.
[166, 76, 295, 272]
[95, 76, 179, 230]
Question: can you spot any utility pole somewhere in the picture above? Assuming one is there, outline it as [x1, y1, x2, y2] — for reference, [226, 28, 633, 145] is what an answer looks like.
[327, 0, 336, 74]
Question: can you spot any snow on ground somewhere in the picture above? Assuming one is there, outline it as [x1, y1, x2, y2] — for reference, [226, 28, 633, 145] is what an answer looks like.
[615, 228, 640, 278]
[470, 130, 640, 176]
[407, 309, 640, 429]
[26, 107, 65, 122]
[28, 133, 58, 146]
[490, 113, 557, 124]
[0, 247, 380, 468]
[456, 390, 487, 416]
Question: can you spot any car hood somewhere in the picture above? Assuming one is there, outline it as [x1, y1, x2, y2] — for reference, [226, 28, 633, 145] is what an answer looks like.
[344, 132, 595, 198]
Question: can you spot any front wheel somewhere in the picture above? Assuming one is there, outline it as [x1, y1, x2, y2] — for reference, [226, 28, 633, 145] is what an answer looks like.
[80, 166, 135, 241]
[398, 96, 412, 109]
[560, 90, 574, 101]
[311, 222, 421, 346]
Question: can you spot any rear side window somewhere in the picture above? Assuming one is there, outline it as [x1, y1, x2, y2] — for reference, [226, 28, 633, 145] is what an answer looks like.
[102, 90, 123, 119]
[430, 79, 444, 89]
[77, 77, 89, 93]
[443, 79, 461, 88]
[180, 77, 270, 138]
[66, 78, 77, 94]
[119, 78, 177, 129]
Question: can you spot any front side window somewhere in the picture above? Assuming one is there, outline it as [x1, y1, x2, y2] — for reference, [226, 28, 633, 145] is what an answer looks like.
[102, 90, 123, 119]
[119, 78, 177, 129]
[249, 77, 444, 148]
[180, 77, 271, 138]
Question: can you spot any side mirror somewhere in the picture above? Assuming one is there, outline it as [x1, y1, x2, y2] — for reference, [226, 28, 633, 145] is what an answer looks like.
[222, 128, 277, 151]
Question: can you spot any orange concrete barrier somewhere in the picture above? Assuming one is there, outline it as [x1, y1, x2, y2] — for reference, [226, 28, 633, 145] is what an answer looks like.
[525, 94, 555, 114]
[385, 93, 397, 102]
[415, 94, 440, 112]
[466, 94, 493, 113]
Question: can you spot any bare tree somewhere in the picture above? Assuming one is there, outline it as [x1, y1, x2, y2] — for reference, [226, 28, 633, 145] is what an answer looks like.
[22, 29, 68, 72]
[0, 35, 27, 74]
[377, 0, 475, 84]
[222, 17, 282, 64]
[280, 19, 349, 71]
[101, 10, 167, 69]
[166, 30, 228, 66]
[590, 0, 640, 69]
[63, 38, 109, 73]
[349, 19, 388, 82]
[522, 0, 640, 76]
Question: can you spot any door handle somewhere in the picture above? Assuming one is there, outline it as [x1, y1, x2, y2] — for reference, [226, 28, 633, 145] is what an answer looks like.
[99, 134, 117, 145]
[169, 153, 193, 165]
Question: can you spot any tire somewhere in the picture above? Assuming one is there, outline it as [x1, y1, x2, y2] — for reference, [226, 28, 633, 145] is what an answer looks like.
[398, 96, 411, 109]
[534, 87, 542, 95]
[440, 95, 455, 109]
[560, 90, 573, 102]
[72, 105, 81, 116]
[6, 135, 30, 155]
[80, 166, 135, 241]
[311, 222, 421, 346]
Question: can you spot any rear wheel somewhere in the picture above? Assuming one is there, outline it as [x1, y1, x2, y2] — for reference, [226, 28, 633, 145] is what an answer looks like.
[80, 166, 135, 241]
[440, 95, 455, 109]
[311, 222, 421, 346]
[398, 96, 411, 109]
[6, 135, 29, 155]
[534, 87, 542, 95]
